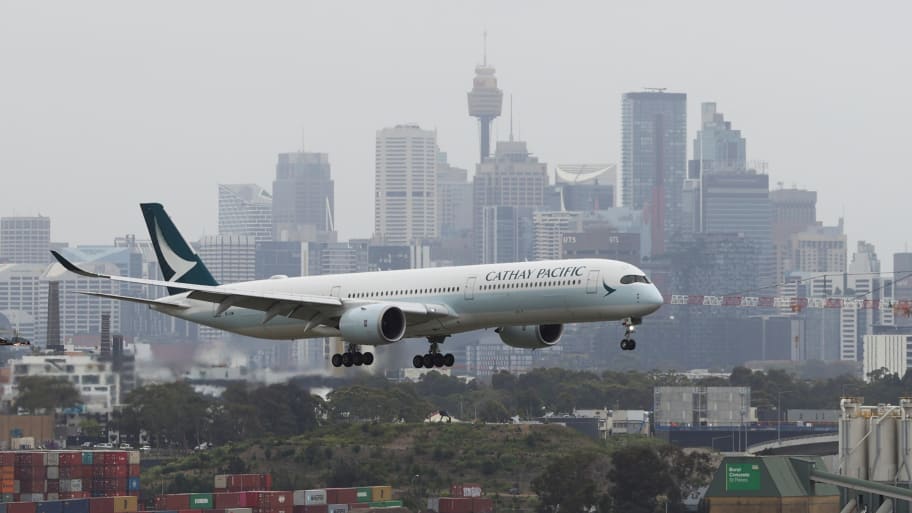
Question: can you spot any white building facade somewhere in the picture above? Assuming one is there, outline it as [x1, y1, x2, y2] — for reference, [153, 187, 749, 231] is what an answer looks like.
[374, 125, 438, 245]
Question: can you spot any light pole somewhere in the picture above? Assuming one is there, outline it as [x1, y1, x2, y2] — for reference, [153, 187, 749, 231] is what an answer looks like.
[777, 390, 792, 443]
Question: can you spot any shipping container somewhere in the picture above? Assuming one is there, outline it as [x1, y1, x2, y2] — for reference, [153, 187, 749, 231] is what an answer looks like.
[0, 504, 6, 513]
[111, 496, 137, 513]
[224, 509, 253, 513]
[449, 484, 482, 498]
[326, 505, 347, 513]
[353, 489, 370, 505]
[162, 496, 190, 510]
[90, 498, 114, 513]
[45, 454, 60, 467]
[7, 503, 36, 513]
[438, 498, 472, 513]
[126, 479, 139, 493]
[80, 455, 92, 467]
[426, 498, 439, 513]
[292, 506, 326, 513]
[189, 494, 214, 510]
[214, 493, 259, 509]
[470, 498, 492, 513]
[292, 491, 325, 507]
[47, 481, 60, 494]
[0, 455, 14, 467]
[213, 476, 227, 492]
[62, 500, 90, 513]
[368, 488, 391, 503]
[35, 502, 63, 513]
[323, 491, 357, 506]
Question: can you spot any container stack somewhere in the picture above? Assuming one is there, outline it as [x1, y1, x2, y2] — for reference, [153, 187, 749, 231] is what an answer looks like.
[426, 484, 491, 513]
[0, 451, 139, 503]
[0, 495, 138, 513]
[213, 475, 272, 493]
[291, 486, 401, 513]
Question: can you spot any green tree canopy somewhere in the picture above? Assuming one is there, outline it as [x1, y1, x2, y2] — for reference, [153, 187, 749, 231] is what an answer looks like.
[14, 376, 81, 414]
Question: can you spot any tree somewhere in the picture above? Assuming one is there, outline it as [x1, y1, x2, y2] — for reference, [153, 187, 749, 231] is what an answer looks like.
[14, 376, 81, 413]
[608, 444, 677, 513]
[532, 452, 606, 513]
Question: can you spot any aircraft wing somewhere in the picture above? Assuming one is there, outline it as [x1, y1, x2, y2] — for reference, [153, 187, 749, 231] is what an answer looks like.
[52, 251, 451, 326]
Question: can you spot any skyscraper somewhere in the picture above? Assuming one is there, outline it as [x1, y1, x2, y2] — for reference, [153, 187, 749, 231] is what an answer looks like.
[218, 184, 273, 243]
[473, 140, 548, 263]
[466, 39, 503, 162]
[436, 151, 472, 237]
[894, 253, 912, 327]
[0, 216, 50, 264]
[621, 91, 687, 256]
[374, 124, 438, 245]
[771, 188, 817, 282]
[692, 102, 747, 174]
[272, 151, 335, 242]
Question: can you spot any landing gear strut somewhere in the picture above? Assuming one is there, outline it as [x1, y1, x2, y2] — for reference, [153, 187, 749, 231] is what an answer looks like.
[413, 336, 455, 369]
[331, 343, 374, 368]
[620, 317, 640, 351]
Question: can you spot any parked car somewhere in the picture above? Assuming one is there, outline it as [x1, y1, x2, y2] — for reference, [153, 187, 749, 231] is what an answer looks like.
[119, 443, 132, 449]
[139, 444, 152, 452]
[94, 442, 113, 449]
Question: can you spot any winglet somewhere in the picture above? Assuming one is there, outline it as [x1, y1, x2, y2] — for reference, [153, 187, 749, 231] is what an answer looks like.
[50, 250, 109, 279]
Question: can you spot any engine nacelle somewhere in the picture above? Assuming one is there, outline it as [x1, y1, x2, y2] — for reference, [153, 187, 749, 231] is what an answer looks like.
[497, 324, 563, 349]
[339, 304, 407, 345]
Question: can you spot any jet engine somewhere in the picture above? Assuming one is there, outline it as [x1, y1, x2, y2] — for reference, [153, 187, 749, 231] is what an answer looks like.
[497, 324, 563, 349]
[339, 304, 407, 345]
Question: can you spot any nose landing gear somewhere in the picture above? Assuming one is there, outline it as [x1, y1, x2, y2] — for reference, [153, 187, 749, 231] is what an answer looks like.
[413, 336, 455, 369]
[331, 343, 374, 368]
[620, 318, 639, 351]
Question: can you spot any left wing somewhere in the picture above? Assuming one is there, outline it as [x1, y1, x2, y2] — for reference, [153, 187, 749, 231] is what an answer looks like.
[51, 251, 452, 327]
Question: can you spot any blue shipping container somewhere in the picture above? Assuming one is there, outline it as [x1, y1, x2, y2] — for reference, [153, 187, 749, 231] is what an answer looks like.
[36, 502, 64, 513]
[0, 503, 7, 513]
[62, 500, 90, 513]
[127, 478, 140, 492]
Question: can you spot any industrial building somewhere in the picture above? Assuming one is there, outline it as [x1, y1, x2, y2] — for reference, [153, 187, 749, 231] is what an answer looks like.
[703, 456, 839, 512]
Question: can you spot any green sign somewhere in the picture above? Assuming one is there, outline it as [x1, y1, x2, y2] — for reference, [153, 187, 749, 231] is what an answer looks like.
[726, 463, 761, 491]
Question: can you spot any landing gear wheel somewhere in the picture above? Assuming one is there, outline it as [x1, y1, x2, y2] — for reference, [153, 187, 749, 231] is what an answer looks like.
[413, 355, 424, 368]
[422, 354, 434, 368]
[363, 352, 374, 366]
[433, 353, 445, 367]
[341, 352, 354, 367]
[331, 354, 343, 367]
[628, 339, 636, 350]
[353, 352, 364, 366]
[443, 353, 455, 367]
[620, 339, 628, 350]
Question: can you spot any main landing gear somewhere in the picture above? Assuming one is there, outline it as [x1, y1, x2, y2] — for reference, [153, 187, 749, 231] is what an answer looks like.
[331, 343, 374, 368]
[413, 336, 455, 369]
[620, 317, 640, 351]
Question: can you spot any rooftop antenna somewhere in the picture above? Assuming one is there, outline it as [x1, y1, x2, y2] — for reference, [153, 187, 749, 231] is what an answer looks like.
[483, 29, 487, 66]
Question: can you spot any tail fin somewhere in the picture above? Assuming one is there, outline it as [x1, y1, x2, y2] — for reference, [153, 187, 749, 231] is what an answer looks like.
[140, 203, 218, 294]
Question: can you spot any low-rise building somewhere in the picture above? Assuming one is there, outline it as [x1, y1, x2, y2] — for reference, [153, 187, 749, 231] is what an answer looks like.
[8, 353, 120, 415]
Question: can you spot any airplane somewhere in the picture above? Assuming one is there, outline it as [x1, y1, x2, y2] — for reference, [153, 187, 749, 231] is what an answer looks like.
[51, 203, 664, 369]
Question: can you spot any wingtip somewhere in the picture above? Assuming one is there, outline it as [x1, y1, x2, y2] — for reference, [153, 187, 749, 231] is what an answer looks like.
[50, 250, 101, 278]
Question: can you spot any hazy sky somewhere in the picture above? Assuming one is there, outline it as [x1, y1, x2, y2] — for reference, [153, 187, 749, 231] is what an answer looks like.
[2, 2, 910, 270]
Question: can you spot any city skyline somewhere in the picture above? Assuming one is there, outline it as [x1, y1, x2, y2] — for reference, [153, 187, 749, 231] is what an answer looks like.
[1, 2, 911, 269]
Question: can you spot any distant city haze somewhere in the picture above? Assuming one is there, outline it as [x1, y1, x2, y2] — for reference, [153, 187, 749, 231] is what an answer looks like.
[1, 2, 910, 270]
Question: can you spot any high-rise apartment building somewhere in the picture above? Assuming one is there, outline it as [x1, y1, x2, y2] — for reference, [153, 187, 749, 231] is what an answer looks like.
[841, 241, 893, 363]
[374, 125, 438, 245]
[0, 216, 50, 264]
[691, 103, 747, 174]
[533, 211, 581, 261]
[894, 253, 912, 327]
[789, 221, 847, 274]
[701, 171, 773, 284]
[473, 140, 547, 263]
[621, 92, 687, 256]
[771, 188, 817, 282]
[436, 152, 473, 237]
[197, 235, 257, 284]
[218, 184, 273, 243]
[272, 152, 335, 242]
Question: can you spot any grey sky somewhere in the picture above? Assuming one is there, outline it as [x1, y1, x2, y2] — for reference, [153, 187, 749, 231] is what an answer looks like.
[1, 2, 910, 270]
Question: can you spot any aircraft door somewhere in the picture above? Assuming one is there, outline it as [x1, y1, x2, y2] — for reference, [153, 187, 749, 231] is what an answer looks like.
[586, 269, 600, 294]
[330, 285, 341, 298]
[464, 276, 476, 300]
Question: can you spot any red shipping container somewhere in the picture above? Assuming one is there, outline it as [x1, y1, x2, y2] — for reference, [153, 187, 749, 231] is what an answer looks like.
[325, 489, 357, 504]
[47, 480, 60, 493]
[103, 467, 127, 479]
[471, 498, 493, 513]
[59, 453, 82, 466]
[8, 503, 38, 513]
[81, 467, 94, 480]
[450, 484, 482, 498]
[0, 452, 15, 466]
[293, 507, 326, 513]
[127, 465, 140, 478]
[215, 492, 247, 509]
[163, 494, 192, 510]
[90, 497, 115, 513]
[438, 498, 473, 513]
[257, 491, 292, 513]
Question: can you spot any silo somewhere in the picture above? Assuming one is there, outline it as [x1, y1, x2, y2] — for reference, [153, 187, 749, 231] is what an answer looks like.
[867, 406, 898, 482]
[897, 398, 912, 483]
[839, 397, 868, 479]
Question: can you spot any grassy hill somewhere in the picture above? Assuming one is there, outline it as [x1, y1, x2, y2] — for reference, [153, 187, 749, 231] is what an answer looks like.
[143, 422, 622, 508]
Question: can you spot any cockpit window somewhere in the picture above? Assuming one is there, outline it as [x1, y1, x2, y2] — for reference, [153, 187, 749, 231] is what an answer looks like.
[620, 274, 651, 285]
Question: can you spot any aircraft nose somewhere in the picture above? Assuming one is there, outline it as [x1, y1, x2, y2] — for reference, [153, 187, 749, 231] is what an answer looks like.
[644, 285, 664, 312]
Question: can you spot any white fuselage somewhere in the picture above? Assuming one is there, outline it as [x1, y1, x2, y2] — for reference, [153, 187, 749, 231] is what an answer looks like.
[152, 258, 664, 342]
